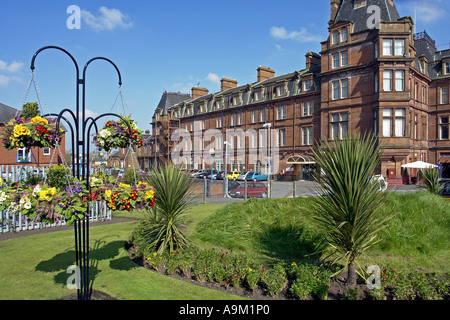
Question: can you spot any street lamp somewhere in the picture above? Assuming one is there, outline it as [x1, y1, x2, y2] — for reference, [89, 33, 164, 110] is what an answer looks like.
[263, 123, 272, 198]
[209, 148, 215, 182]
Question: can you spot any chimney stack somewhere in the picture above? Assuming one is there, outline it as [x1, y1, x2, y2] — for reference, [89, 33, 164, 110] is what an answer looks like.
[305, 51, 321, 69]
[330, 0, 341, 22]
[191, 86, 209, 100]
[220, 77, 238, 91]
[257, 66, 275, 82]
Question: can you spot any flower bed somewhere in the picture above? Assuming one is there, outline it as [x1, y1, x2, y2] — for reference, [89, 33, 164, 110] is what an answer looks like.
[0, 176, 155, 226]
[1, 116, 64, 150]
[127, 244, 450, 300]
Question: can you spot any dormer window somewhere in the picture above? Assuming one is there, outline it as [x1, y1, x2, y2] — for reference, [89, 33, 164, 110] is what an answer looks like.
[304, 79, 312, 91]
[341, 28, 348, 42]
[444, 61, 450, 75]
[332, 31, 339, 44]
[277, 84, 285, 96]
[254, 90, 262, 101]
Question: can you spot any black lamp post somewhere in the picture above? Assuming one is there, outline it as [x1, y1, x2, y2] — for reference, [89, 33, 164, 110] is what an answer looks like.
[30, 46, 132, 300]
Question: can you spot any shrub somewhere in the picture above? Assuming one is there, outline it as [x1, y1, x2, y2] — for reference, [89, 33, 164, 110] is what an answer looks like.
[261, 264, 287, 296]
[288, 263, 331, 300]
[46, 164, 73, 191]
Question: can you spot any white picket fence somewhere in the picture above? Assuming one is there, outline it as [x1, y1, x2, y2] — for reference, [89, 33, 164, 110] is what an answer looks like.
[0, 165, 112, 233]
[0, 200, 112, 233]
[1, 165, 48, 183]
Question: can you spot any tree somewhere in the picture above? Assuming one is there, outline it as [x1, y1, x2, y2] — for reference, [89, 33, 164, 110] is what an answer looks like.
[21, 102, 41, 119]
[311, 133, 392, 286]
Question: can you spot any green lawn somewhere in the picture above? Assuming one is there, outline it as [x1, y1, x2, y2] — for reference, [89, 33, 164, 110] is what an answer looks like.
[0, 192, 448, 300]
[0, 208, 241, 300]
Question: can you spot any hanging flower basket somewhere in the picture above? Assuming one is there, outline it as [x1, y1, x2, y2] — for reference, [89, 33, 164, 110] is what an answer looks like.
[1, 116, 64, 150]
[93, 115, 144, 152]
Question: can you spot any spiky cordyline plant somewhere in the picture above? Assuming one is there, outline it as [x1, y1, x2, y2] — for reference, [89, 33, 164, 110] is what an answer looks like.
[311, 133, 393, 286]
[419, 167, 443, 195]
[139, 164, 194, 255]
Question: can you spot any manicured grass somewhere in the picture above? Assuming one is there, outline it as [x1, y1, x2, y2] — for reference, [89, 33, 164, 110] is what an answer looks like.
[1, 192, 448, 300]
[194, 192, 450, 274]
[0, 217, 242, 300]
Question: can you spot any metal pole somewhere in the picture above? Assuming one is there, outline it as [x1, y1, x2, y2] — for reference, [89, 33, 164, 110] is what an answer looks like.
[30, 46, 125, 300]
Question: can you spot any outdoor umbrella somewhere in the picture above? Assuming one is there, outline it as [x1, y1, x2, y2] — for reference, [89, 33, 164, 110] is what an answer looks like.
[401, 161, 437, 169]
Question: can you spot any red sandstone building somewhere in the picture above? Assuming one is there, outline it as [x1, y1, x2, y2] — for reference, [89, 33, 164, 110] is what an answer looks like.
[150, 0, 450, 185]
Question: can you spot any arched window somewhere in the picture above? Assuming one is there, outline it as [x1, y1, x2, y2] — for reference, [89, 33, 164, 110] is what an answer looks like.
[341, 28, 348, 42]
[332, 31, 339, 44]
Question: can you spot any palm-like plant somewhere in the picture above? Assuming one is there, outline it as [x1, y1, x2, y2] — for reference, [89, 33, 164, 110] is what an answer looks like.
[419, 167, 443, 195]
[311, 133, 392, 286]
[138, 164, 194, 255]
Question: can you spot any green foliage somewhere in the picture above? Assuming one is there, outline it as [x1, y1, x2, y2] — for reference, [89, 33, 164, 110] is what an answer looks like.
[260, 264, 287, 296]
[21, 102, 40, 120]
[131, 164, 194, 255]
[419, 167, 444, 195]
[123, 169, 140, 185]
[45, 164, 73, 191]
[311, 133, 393, 284]
[288, 263, 332, 300]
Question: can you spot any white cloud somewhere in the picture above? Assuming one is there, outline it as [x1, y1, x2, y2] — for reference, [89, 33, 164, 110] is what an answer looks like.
[400, 1, 445, 24]
[0, 74, 10, 86]
[270, 26, 322, 43]
[206, 73, 220, 84]
[275, 44, 283, 51]
[0, 60, 24, 73]
[81, 6, 133, 31]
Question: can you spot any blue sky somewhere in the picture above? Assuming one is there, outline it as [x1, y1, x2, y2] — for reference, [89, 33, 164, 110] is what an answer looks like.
[1, 0, 449, 151]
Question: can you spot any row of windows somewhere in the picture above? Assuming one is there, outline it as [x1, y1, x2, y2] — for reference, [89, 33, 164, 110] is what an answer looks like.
[176, 112, 450, 154]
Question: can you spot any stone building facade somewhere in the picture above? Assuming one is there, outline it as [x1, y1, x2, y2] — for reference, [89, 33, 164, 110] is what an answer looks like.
[150, 0, 450, 184]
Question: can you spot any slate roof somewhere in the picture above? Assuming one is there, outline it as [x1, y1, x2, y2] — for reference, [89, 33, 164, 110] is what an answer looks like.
[0, 103, 19, 124]
[156, 92, 191, 116]
[334, 0, 401, 33]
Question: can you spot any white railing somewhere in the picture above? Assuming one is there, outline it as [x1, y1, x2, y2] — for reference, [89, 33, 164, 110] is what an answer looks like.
[0, 200, 112, 233]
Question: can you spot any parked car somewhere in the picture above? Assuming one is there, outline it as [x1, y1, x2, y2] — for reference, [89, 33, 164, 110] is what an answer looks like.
[227, 180, 241, 191]
[206, 170, 219, 180]
[216, 171, 226, 180]
[237, 171, 250, 181]
[196, 170, 209, 179]
[439, 179, 450, 201]
[189, 169, 199, 178]
[246, 171, 268, 181]
[227, 170, 242, 181]
[229, 182, 268, 198]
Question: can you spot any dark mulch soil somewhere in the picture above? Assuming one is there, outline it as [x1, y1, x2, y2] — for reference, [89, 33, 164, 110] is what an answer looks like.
[59, 290, 118, 300]
[125, 242, 376, 301]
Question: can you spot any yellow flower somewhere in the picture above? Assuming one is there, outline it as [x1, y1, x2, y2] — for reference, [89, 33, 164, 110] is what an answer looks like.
[105, 190, 112, 199]
[0, 177, 2, 187]
[248, 268, 253, 272]
[153, 252, 157, 256]
[145, 190, 155, 200]
[119, 183, 131, 189]
[29, 116, 48, 124]
[291, 262, 297, 266]
[13, 124, 31, 137]
[137, 181, 148, 187]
